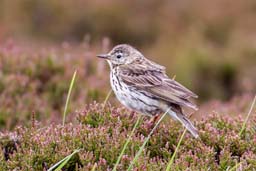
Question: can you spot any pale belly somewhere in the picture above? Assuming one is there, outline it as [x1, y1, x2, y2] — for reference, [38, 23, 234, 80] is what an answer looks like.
[110, 72, 163, 116]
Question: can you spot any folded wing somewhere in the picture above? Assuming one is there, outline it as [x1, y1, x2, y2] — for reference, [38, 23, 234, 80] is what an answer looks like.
[119, 62, 198, 110]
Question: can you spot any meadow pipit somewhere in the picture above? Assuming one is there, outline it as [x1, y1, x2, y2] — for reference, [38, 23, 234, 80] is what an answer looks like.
[97, 44, 199, 138]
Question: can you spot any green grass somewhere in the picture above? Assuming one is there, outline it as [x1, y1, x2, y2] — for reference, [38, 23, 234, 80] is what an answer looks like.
[239, 95, 256, 137]
[166, 129, 187, 171]
[47, 70, 78, 170]
[225, 95, 256, 171]
[103, 90, 112, 109]
[91, 163, 97, 171]
[227, 162, 242, 171]
[47, 149, 81, 171]
[62, 70, 77, 126]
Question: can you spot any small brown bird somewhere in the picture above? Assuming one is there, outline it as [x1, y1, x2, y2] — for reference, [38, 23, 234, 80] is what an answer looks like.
[97, 44, 199, 138]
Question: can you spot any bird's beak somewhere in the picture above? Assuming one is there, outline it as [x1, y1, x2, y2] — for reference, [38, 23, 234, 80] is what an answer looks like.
[97, 54, 110, 59]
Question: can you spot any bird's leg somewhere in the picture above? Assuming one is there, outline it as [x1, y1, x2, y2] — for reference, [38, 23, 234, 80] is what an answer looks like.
[147, 114, 161, 129]
[150, 114, 161, 124]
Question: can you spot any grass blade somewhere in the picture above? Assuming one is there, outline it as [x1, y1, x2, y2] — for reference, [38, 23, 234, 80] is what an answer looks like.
[91, 163, 97, 171]
[112, 115, 142, 171]
[227, 161, 241, 171]
[47, 149, 80, 171]
[227, 95, 255, 171]
[239, 95, 256, 136]
[127, 108, 171, 171]
[63, 70, 77, 126]
[103, 89, 112, 109]
[165, 129, 187, 171]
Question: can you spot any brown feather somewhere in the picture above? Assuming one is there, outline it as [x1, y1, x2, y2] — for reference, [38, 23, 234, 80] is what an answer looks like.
[118, 61, 198, 110]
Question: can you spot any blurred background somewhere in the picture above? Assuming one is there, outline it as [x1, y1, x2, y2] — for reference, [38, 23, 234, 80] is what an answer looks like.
[0, 0, 255, 129]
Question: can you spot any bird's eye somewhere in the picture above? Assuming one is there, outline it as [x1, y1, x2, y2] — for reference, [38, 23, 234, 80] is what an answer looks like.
[116, 54, 122, 59]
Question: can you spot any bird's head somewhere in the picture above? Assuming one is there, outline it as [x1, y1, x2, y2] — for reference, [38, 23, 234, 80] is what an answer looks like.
[97, 44, 143, 66]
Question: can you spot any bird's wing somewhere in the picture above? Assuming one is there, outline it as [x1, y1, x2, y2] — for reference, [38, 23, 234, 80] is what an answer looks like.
[119, 63, 198, 110]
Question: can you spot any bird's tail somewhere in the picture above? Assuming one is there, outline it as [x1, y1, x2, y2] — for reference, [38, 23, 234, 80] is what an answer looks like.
[168, 110, 199, 138]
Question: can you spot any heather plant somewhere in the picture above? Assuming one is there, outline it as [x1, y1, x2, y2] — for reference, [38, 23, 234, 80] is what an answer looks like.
[127, 109, 170, 171]
[0, 101, 255, 170]
[0, 1, 256, 170]
[0, 42, 109, 130]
